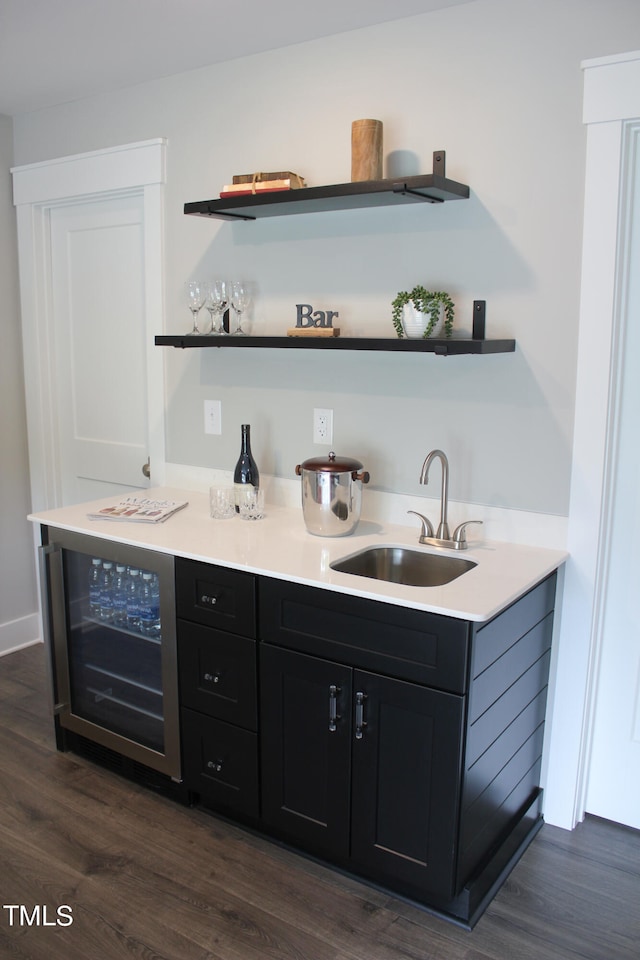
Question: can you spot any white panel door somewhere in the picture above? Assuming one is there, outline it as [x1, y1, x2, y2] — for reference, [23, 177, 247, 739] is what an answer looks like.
[49, 194, 150, 504]
[585, 123, 640, 828]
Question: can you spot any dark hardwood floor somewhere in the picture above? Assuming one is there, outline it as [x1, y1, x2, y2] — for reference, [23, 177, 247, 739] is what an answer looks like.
[1, 643, 638, 960]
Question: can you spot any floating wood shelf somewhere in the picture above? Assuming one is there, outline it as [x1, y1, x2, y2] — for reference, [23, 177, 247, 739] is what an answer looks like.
[184, 175, 469, 221]
[154, 335, 515, 356]
[184, 152, 469, 221]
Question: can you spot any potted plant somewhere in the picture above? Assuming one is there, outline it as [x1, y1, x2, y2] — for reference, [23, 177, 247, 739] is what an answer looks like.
[391, 287, 455, 339]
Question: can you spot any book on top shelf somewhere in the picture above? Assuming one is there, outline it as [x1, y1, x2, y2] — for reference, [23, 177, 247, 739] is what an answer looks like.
[219, 178, 306, 198]
[232, 171, 306, 188]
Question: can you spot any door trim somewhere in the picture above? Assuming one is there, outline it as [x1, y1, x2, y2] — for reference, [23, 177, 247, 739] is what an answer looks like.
[543, 53, 640, 828]
[12, 138, 167, 510]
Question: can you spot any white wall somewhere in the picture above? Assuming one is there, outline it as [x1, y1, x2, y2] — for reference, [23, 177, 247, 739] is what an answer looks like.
[0, 114, 38, 654]
[13, 0, 639, 521]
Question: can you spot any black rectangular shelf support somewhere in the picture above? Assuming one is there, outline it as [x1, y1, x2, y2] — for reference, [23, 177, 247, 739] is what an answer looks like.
[154, 336, 515, 356]
[472, 300, 486, 340]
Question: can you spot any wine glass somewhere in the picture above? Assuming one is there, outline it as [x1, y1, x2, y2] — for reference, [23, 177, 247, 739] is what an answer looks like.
[185, 281, 205, 335]
[229, 280, 250, 336]
[204, 279, 229, 335]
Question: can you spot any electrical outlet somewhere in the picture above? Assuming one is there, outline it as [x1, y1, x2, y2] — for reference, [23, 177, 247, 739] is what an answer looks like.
[204, 400, 222, 435]
[313, 408, 333, 445]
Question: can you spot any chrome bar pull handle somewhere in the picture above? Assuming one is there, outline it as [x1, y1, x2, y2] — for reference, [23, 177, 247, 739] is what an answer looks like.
[38, 543, 67, 716]
[355, 691, 367, 740]
[329, 684, 340, 732]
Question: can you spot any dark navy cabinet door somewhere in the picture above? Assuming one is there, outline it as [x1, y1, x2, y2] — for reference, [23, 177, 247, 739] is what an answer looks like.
[350, 670, 465, 899]
[260, 644, 352, 860]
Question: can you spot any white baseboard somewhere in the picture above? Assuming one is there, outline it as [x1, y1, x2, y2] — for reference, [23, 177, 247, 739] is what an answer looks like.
[0, 613, 41, 657]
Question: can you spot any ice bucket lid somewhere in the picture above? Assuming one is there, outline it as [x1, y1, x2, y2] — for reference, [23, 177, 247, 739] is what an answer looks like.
[295, 451, 365, 474]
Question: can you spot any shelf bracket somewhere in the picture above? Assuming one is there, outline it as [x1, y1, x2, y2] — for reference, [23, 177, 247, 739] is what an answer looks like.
[393, 152, 447, 203]
[472, 300, 486, 340]
[391, 183, 444, 203]
[206, 206, 255, 221]
[432, 150, 446, 177]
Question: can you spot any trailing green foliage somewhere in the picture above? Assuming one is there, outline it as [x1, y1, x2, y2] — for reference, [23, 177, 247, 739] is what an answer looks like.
[391, 287, 455, 338]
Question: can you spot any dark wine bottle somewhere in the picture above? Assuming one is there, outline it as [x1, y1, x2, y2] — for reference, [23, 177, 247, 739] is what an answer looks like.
[233, 424, 259, 511]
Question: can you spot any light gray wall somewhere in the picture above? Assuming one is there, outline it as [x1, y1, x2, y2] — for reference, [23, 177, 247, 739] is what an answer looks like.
[12, 0, 640, 516]
[0, 113, 38, 645]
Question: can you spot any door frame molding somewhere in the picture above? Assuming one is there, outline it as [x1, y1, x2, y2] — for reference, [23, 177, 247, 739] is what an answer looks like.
[543, 52, 640, 828]
[12, 138, 167, 511]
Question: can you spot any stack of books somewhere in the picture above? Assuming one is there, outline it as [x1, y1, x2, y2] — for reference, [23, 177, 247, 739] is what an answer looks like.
[219, 171, 306, 198]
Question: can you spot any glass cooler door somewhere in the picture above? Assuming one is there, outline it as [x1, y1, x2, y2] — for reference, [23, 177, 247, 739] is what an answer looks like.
[44, 529, 179, 778]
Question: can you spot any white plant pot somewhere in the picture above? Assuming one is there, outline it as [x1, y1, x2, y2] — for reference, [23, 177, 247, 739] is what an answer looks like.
[401, 302, 445, 339]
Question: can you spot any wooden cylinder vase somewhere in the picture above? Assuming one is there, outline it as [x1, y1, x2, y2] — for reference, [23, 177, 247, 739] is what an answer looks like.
[351, 119, 383, 182]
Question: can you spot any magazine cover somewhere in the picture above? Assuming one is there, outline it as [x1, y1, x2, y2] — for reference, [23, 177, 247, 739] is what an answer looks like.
[87, 496, 188, 523]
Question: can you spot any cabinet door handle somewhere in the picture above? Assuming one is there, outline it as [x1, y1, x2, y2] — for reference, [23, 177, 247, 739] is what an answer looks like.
[328, 684, 341, 731]
[355, 691, 367, 740]
[204, 671, 221, 684]
[207, 759, 223, 773]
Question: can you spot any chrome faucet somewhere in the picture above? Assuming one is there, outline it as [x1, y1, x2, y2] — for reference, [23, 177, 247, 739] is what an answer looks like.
[420, 449, 450, 539]
[408, 449, 483, 551]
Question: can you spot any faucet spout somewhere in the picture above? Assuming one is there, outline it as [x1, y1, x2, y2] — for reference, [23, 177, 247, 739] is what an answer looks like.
[419, 449, 450, 540]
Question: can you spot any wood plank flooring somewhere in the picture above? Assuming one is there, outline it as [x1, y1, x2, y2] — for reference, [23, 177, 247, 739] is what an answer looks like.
[1, 643, 638, 960]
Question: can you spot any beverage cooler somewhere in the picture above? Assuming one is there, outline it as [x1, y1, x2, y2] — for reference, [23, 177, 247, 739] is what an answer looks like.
[39, 527, 180, 780]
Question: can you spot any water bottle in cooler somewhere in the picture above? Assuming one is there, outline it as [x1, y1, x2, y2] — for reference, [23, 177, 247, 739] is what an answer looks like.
[112, 564, 128, 628]
[88, 558, 102, 618]
[99, 561, 115, 622]
[139, 571, 161, 639]
[126, 567, 141, 632]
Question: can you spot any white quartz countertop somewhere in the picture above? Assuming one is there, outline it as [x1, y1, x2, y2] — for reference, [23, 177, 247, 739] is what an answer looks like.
[29, 487, 567, 623]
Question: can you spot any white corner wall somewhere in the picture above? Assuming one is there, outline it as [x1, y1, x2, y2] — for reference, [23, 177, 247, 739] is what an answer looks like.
[0, 113, 39, 654]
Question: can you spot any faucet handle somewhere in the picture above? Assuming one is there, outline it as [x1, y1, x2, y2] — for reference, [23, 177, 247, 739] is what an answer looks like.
[407, 510, 435, 541]
[452, 520, 483, 548]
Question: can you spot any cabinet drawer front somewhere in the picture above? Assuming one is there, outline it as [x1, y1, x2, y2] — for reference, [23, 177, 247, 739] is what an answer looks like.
[178, 620, 257, 730]
[175, 558, 256, 638]
[181, 708, 259, 818]
[260, 578, 469, 693]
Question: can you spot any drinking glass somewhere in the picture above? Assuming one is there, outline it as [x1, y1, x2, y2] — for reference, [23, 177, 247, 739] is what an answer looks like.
[209, 486, 235, 519]
[229, 280, 250, 336]
[204, 279, 229, 335]
[238, 486, 265, 520]
[185, 281, 205, 335]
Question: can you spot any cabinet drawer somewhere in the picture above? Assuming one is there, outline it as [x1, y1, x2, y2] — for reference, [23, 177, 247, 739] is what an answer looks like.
[260, 577, 470, 693]
[181, 708, 259, 818]
[178, 620, 257, 730]
[175, 558, 256, 638]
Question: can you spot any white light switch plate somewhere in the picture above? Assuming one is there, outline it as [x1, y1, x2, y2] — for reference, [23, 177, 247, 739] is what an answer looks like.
[204, 400, 222, 435]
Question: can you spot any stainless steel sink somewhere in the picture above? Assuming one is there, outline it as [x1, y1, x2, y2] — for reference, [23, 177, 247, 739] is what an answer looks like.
[330, 546, 476, 587]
